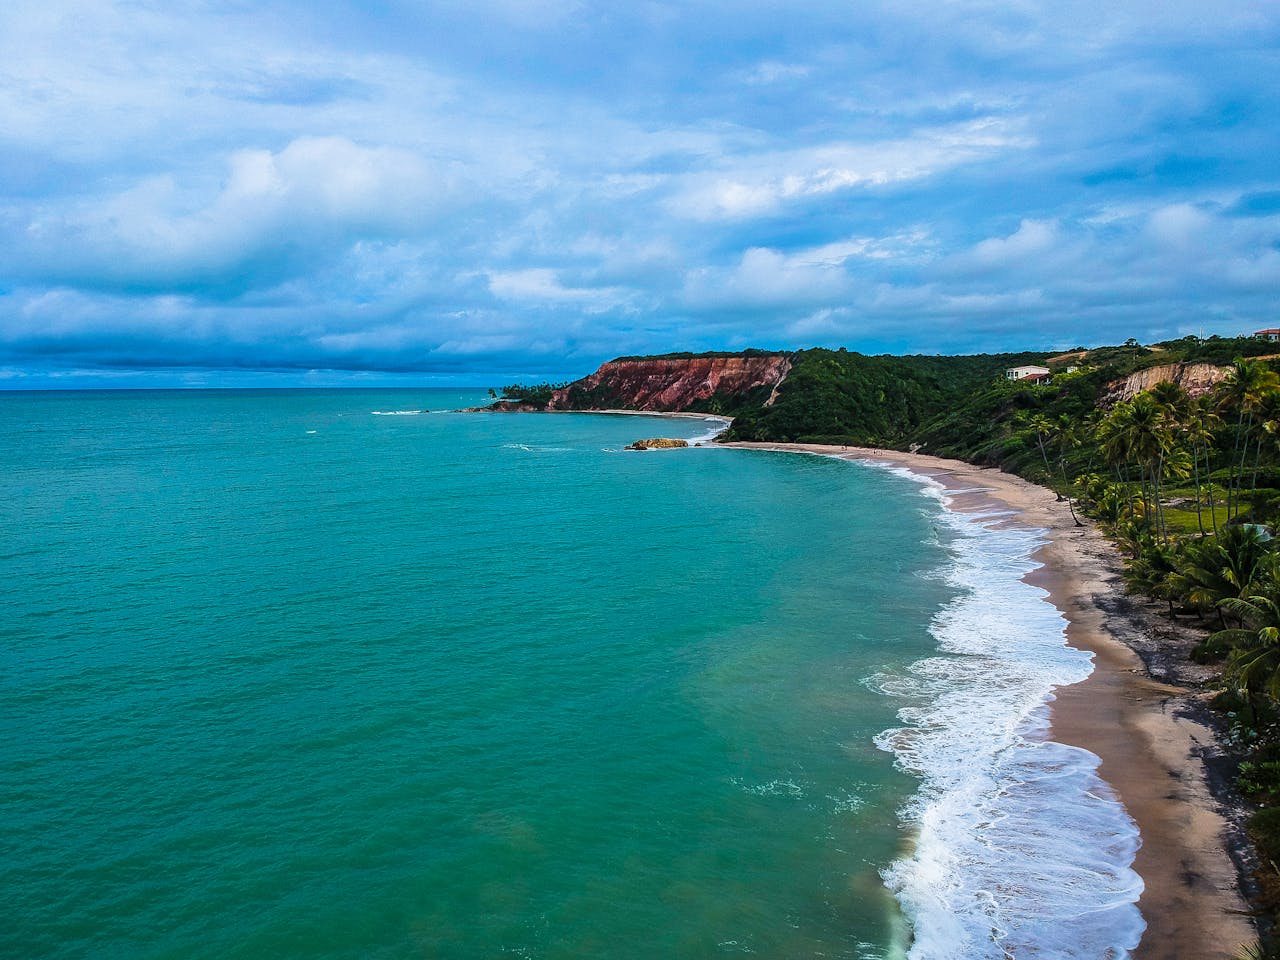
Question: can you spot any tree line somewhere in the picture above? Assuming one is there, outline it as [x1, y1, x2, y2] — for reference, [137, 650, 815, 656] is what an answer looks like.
[1029, 359, 1280, 946]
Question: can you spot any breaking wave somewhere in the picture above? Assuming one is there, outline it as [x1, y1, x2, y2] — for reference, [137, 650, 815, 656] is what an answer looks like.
[868, 465, 1145, 959]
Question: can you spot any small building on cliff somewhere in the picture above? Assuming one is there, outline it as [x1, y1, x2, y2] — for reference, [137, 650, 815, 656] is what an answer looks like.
[1005, 364, 1051, 383]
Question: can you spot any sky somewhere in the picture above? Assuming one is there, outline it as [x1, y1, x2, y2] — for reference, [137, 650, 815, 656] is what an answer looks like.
[1, 1, 1278, 387]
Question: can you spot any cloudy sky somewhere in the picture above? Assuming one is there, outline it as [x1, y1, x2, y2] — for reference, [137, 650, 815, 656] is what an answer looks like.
[2, 1, 1278, 386]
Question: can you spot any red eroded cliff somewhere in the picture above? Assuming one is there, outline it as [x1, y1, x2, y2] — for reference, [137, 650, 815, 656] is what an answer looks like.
[548, 354, 792, 412]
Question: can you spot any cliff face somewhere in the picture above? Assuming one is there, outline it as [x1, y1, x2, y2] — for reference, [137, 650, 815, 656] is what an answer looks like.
[548, 355, 792, 412]
[1101, 362, 1231, 405]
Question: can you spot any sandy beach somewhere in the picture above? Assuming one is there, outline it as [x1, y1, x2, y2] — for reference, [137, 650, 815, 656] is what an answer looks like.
[723, 441, 1257, 960]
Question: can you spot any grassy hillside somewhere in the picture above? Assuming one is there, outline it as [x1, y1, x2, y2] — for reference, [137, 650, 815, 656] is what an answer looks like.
[726, 336, 1280, 483]
[725, 335, 1280, 956]
[725, 347, 1047, 445]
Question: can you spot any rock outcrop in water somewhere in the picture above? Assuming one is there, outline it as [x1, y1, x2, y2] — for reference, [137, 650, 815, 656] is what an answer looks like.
[625, 438, 689, 450]
[464, 399, 543, 412]
[1100, 362, 1231, 406]
[547, 354, 791, 413]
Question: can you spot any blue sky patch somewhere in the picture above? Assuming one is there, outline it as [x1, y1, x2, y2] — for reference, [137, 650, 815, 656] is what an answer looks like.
[1, 1, 1278, 386]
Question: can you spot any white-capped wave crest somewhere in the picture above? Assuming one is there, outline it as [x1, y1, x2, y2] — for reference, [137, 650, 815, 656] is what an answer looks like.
[688, 419, 731, 444]
[866, 464, 1145, 958]
[501, 443, 574, 453]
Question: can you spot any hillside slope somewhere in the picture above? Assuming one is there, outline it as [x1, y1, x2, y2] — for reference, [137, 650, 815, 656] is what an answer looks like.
[725, 348, 1047, 445]
[488, 336, 1280, 480]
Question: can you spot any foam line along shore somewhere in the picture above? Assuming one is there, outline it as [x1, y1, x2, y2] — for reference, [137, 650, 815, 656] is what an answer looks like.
[722, 441, 1255, 960]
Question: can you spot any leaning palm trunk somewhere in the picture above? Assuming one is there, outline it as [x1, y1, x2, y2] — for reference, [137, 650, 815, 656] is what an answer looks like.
[1153, 455, 1167, 542]
[1139, 462, 1153, 529]
[1191, 442, 1206, 536]
[1251, 427, 1264, 508]
[1227, 411, 1243, 519]
[1058, 459, 1083, 528]
[1115, 464, 1135, 519]
[1203, 438, 1219, 534]
[1235, 411, 1254, 519]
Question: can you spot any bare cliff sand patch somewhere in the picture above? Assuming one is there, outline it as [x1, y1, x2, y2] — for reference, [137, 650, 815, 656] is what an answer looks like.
[1101, 362, 1233, 406]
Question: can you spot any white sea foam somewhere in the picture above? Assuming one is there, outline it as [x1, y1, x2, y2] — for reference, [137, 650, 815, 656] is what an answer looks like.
[501, 443, 575, 453]
[370, 409, 427, 416]
[865, 463, 1145, 959]
[688, 421, 731, 444]
[732, 776, 807, 799]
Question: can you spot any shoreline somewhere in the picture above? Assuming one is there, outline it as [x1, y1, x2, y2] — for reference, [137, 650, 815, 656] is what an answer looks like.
[722, 441, 1255, 959]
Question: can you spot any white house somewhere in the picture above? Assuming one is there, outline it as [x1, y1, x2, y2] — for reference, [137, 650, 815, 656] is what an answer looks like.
[1256, 329, 1280, 342]
[1006, 365, 1051, 382]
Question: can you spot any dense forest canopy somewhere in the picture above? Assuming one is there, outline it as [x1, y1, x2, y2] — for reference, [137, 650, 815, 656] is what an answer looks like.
[725, 336, 1280, 454]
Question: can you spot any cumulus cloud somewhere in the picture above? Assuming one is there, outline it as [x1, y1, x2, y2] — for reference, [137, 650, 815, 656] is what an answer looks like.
[4, 137, 444, 293]
[737, 60, 813, 85]
[964, 220, 1060, 268]
[0, 0, 1278, 380]
[486, 268, 633, 312]
[682, 246, 852, 310]
[668, 119, 1034, 221]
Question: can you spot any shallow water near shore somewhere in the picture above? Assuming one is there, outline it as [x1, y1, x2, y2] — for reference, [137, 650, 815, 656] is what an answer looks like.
[2, 389, 1139, 958]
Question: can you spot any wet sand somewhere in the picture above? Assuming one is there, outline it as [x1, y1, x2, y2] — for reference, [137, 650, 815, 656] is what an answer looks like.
[723, 441, 1256, 960]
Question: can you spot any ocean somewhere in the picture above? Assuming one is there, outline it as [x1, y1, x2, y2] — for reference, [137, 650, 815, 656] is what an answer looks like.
[1, 389, 1142, 959]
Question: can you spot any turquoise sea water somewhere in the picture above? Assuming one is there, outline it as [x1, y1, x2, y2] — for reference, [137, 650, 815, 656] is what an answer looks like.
[3, 389, 963, 960]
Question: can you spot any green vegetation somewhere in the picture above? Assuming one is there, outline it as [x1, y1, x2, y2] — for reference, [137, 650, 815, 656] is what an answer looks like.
[498, 381, 568, 406]
[726, 347, 1047, 445]
[610, 348, 782, 362]
[727, 335, 1280, 466]
[499, 334, 1280, 950]
[686, 335, 1280, 949]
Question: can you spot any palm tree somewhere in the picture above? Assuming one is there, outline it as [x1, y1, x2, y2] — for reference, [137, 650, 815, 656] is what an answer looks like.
[1149, 380, 1191, 424]
[1170, 525, 1274, 627]
[1216, 359, 1280, 519]
[1147, 382, 1202, 540]
[1124, 536, 1180, 616]
[1251, 387, 1280, 495]
[1212, 557, 1280, 703]
[1118, 393, 1174, 538]
[1099, 400, 1146, 521]
[1054, 414, 1085, 525]
[1187, 397, 1224, 535]
[1159, 443, 1194, 536]
[1092, 483, 1128, 526]
[1027, 413, 1061, 489]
